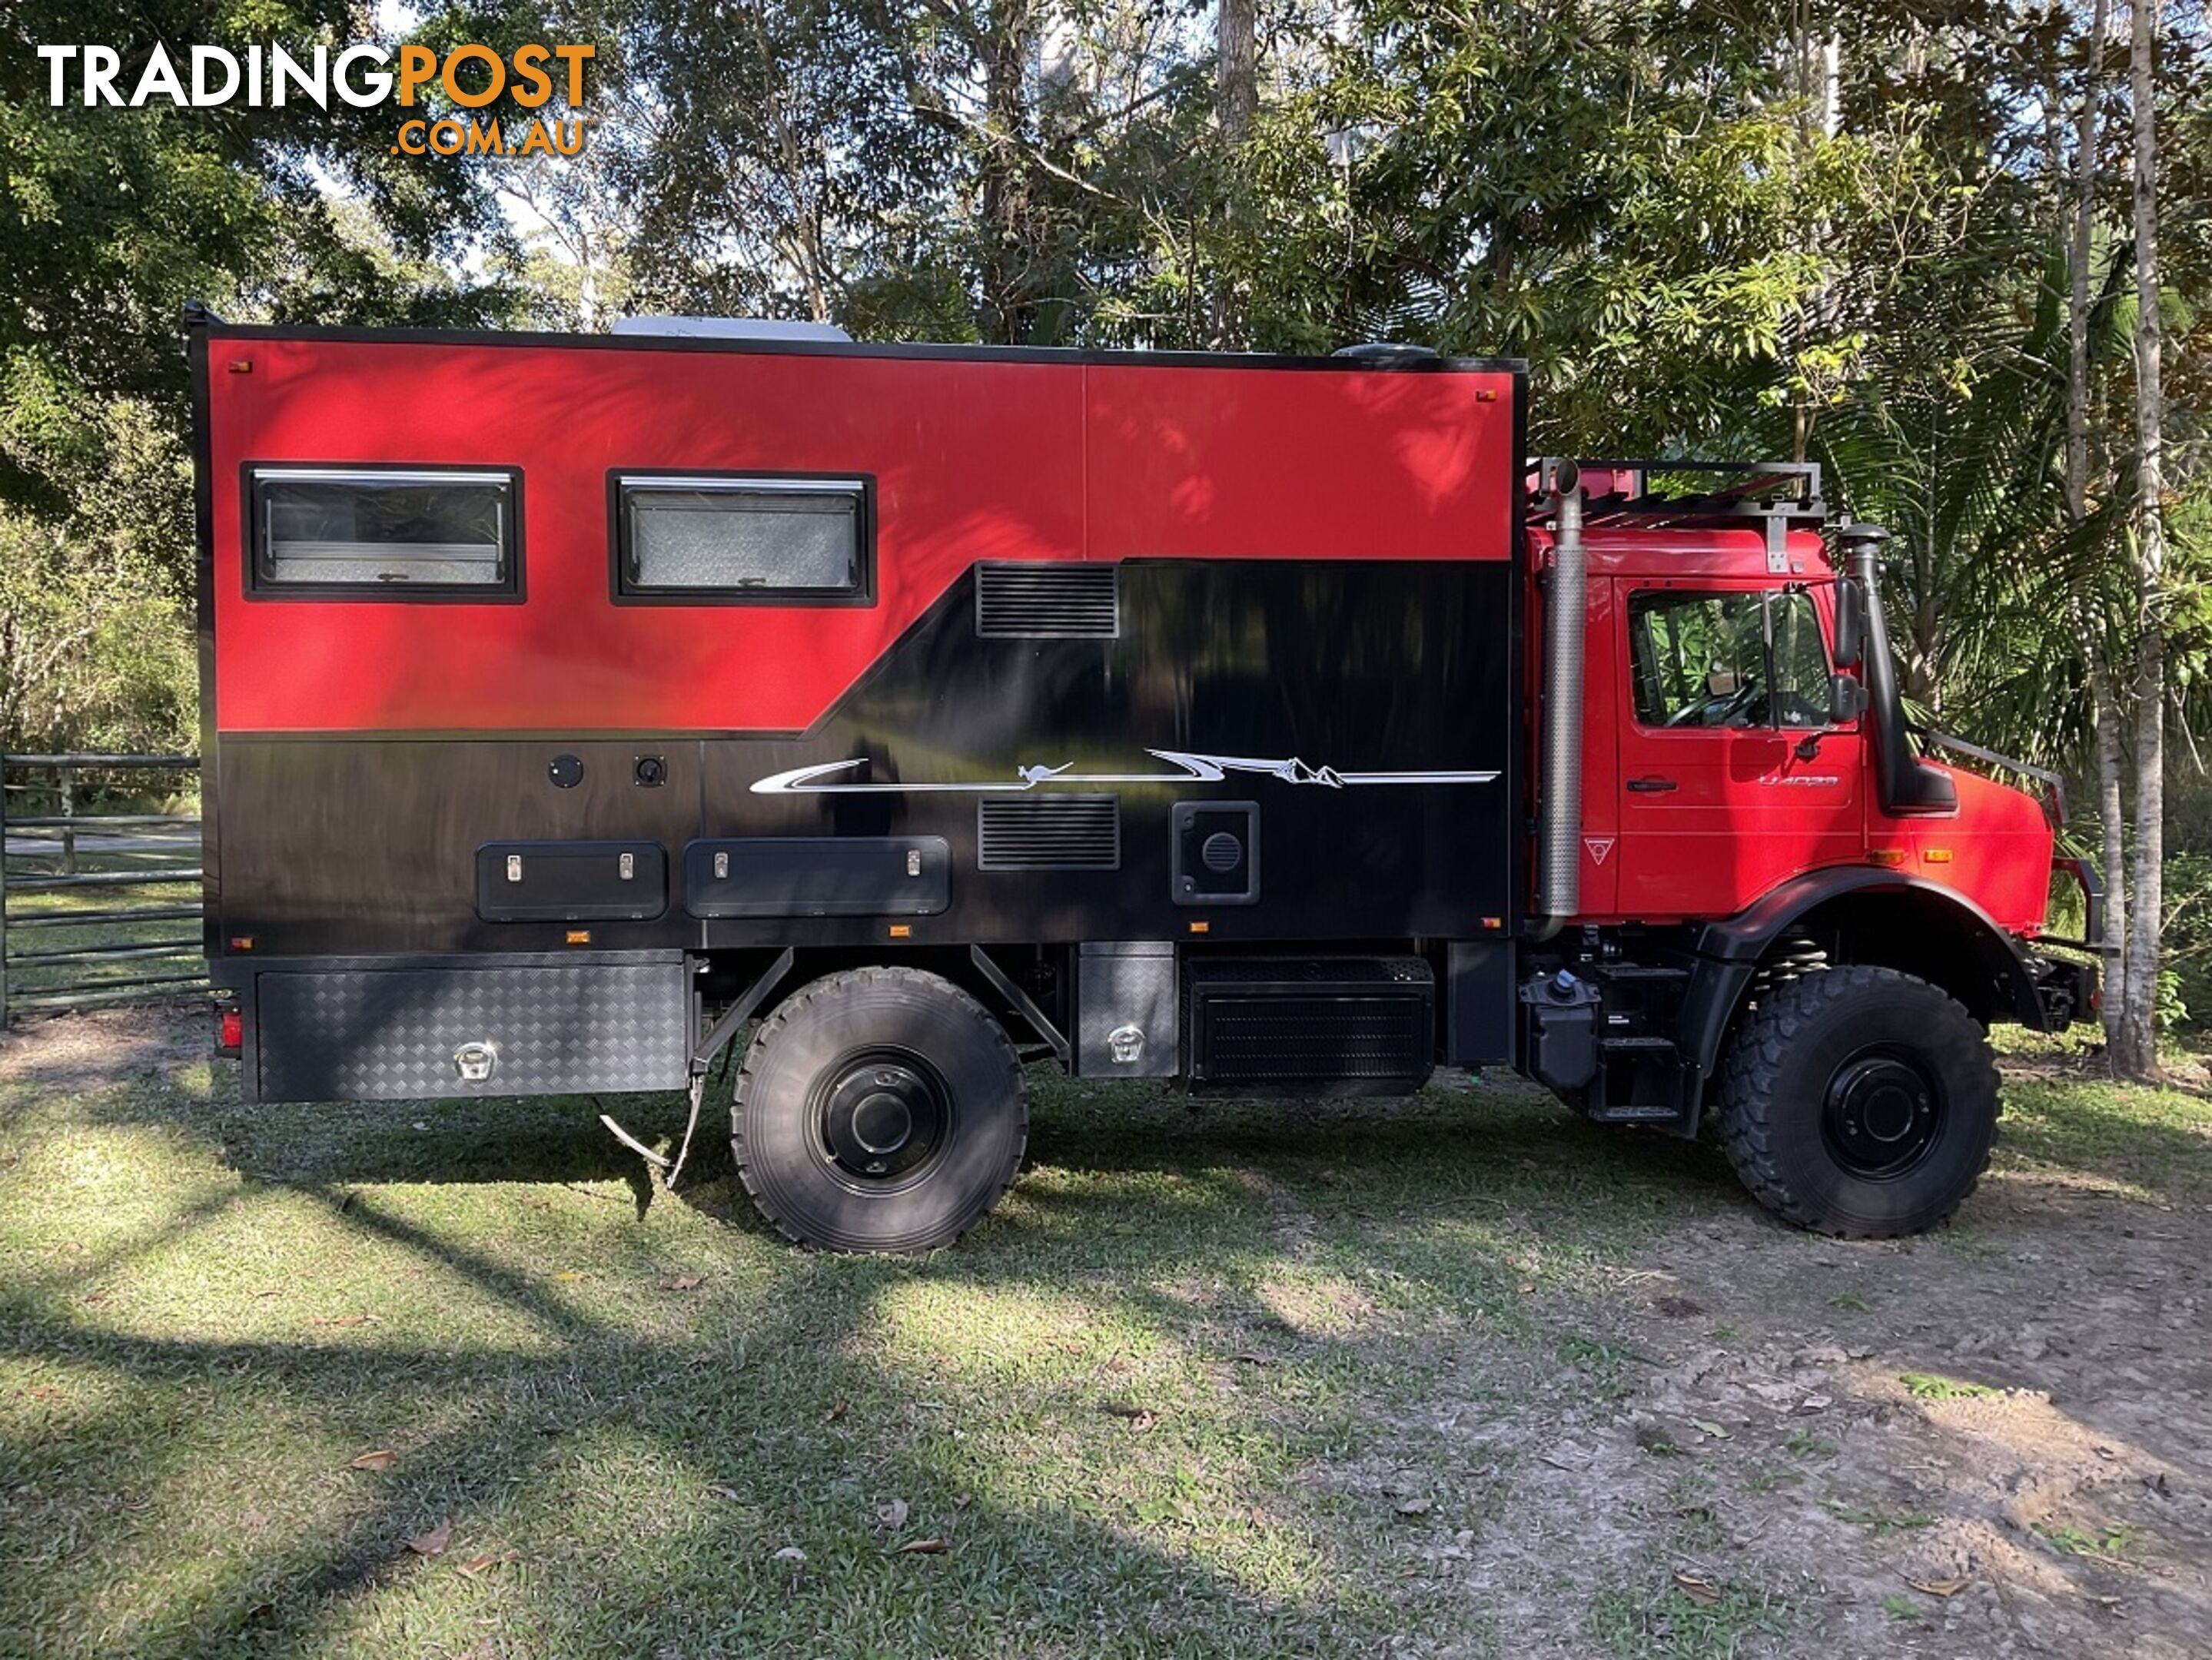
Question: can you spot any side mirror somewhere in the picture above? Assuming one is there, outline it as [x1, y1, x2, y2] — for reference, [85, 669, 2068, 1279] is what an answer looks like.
[1828, 673, 1868, 725]
[1832, 577, 1865, 669]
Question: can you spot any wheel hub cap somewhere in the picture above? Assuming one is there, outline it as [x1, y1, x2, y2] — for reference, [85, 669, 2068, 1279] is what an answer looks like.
[1823, 1052, 1941, 1179]
[819, 1055, 945, 1181]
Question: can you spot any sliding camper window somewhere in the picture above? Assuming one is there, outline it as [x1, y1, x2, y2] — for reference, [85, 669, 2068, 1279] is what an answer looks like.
[248, 467, 520, 596]
[613, 474, 873, 604]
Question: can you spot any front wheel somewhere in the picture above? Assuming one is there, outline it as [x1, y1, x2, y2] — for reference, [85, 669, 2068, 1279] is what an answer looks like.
[733, 967, 1028, 1252]
[1715, 966, 1999, 1238]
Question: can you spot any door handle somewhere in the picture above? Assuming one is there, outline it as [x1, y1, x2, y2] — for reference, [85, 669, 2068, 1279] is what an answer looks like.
[1627, 777, 1679, 793]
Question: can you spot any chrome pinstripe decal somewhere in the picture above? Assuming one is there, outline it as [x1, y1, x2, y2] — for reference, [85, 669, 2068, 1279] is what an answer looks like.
[750, 750, 1500, 795]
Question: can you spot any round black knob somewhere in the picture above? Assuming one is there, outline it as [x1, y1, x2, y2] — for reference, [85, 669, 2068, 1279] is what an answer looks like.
[634, 755, 666, 788]
[548, 754, 584, 788]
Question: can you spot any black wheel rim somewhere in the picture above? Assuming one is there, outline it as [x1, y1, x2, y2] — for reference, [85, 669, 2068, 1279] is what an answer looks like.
[1821, 1047, 1943, 1180]
[810, 1047, 952, 1190]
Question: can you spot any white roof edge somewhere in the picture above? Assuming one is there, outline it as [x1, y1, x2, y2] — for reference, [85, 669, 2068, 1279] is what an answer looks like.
[612, 315, 853, 343]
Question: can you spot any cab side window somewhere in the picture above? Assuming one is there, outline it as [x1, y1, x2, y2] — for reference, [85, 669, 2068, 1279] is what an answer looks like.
[1629, 589, 1832, 729]
[1769, 589, 1835, 725]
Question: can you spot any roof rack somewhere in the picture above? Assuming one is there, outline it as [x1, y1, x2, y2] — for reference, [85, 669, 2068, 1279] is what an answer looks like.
[1530, 460, 1827, 571]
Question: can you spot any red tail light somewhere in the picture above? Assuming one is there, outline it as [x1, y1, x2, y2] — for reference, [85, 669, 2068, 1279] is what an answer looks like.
[218, 1009, 243, 1054]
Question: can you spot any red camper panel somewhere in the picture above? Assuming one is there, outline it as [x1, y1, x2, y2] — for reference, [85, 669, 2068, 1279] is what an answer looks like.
[204, 338, 1518, 735]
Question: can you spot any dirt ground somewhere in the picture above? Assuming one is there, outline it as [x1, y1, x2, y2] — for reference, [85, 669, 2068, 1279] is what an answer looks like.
[1402, 1102, 2212, 1657]
[1127, 1048, 2212, 1656]
[2, 1008, 2207, 1658]
[1106, 1159, 2212, 1658]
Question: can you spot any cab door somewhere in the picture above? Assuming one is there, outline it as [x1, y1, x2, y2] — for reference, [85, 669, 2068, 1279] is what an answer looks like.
[1613, 582, 1862, 919]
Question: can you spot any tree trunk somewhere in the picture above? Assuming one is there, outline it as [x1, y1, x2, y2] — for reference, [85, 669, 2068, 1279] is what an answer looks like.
[2067, 0, 2129, 1049]
[2096, 679, 2129, 1041]
[977, 0, 1039, 343]
[1211, 0, 1257, 349]
[1791, 22, 1840, 464]
[1217, 0, 1256, 141]
[2116, 0, 2166, 1080]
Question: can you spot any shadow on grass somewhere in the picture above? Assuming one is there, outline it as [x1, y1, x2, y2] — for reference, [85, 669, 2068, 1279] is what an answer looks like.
[84, 1054, 1757, 1243]
[2, 1040, 1753, 1658]
[0, 1171, 1503, 1655]
[16, 1018, 2201, 1657]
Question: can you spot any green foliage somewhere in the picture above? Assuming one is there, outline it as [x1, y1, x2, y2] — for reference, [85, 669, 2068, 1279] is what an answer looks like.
[0, 2, 595, 751]
[0, 2, 541, 506]
[615, 0, 969, 330]
[0, 399, 196, 755]
[2157, 851, 2212, 1028]
[1226, 0, 1910, 453]
[1898, 1372, 1996, 1401]
[2035, 1521, 2137, 1559]
[5, 0, 2212, 1044]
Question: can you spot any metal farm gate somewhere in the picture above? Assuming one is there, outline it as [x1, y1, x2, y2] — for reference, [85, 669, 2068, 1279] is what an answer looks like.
[0, 755, 204, 1022]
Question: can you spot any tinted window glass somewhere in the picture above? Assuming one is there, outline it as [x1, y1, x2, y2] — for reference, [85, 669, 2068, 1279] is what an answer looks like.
[1629, 589, 1832, 729]
[1769, 589, 1834, 725]
[254, 471, 514, 590]
[619, 478, 865, 596]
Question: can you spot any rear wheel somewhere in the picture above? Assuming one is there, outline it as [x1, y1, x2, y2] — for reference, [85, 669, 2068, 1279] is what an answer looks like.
[1715, 966, 1998, 1238]
[733, 967, 1027, 1252]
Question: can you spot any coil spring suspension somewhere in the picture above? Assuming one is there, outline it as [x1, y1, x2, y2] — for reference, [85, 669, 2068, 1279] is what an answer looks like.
[1748, 933, 1828, 1008]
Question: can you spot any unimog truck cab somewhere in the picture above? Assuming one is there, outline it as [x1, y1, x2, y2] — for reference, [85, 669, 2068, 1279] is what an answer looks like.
[1517, 460, 2094, 1236]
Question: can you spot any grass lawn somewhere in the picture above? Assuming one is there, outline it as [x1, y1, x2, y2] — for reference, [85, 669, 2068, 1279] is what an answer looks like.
[2, 1012, 2207, 1658]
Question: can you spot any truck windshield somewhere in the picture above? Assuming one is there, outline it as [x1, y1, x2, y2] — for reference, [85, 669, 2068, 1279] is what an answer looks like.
[1629, 589, 1832, 729]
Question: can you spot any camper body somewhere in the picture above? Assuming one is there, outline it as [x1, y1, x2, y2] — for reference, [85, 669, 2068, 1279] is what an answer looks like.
[190, 310, 2095, 1249]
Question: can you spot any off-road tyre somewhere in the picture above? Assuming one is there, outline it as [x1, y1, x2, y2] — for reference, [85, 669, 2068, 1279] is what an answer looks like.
[1715, 965, 1999, 1239]
[733, 967, 1027, 1252]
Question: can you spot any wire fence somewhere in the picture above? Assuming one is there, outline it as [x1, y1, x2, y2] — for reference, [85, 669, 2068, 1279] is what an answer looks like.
[1, 755, 205, 1023]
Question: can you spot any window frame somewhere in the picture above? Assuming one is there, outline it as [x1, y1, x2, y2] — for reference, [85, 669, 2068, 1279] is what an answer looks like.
[241, 462, 526, 603]
[1624, 583, 1838, 734]
[607, 468, 878, 607]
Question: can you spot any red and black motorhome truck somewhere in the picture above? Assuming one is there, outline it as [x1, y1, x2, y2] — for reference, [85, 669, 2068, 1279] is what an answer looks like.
[187, 304, 2098, 1251]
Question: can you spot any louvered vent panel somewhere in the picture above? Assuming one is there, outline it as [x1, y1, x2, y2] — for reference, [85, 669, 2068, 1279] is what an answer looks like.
[1197, 998, 1431, 1081]
[975, 563, 1119, 638]
[977, 795, 1121, 870]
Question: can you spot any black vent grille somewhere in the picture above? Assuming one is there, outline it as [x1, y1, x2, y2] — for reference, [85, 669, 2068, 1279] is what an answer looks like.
[976, 563, 1119, 638]
[977, 795, 1121, 870]
[1196, 998, 1430, 1081]
[1184, 958, 1435, 1087]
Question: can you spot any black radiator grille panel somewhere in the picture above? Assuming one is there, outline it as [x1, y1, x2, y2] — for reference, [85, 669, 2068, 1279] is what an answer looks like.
[975, 563, 1119, 638]
[1197, 996, 1431, 1081]
[977, 795, 1121, 870]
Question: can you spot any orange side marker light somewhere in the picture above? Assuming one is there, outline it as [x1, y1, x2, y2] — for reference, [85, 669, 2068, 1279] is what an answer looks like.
[566, 928, 592, 945]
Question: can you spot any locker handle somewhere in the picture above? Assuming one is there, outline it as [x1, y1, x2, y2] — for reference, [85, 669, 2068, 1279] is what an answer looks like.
[1627, 777, 1679, 793]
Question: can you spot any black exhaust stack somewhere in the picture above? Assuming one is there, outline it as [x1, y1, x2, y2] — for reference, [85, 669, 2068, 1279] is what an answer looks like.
[1837, 523, 1956, 817]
